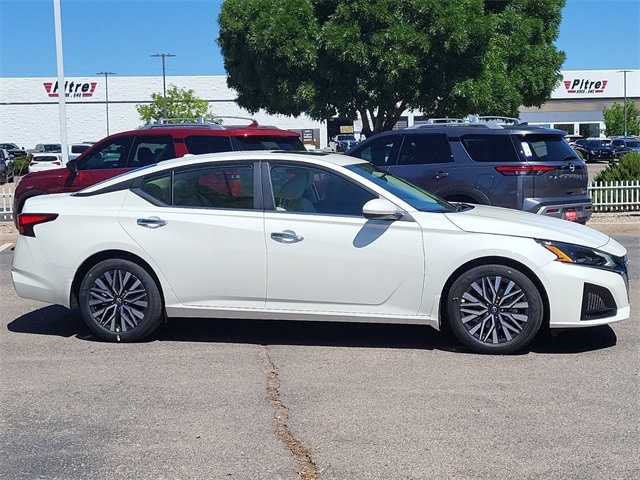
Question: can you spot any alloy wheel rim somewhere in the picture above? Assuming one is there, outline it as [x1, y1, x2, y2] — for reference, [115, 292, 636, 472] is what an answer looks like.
[88, 269, 148, 333]
[459, 275, 529, 345]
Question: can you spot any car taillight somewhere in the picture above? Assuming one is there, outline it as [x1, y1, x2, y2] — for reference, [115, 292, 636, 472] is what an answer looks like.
[495, 165, 555, 176]
[17, 213, 58, 237]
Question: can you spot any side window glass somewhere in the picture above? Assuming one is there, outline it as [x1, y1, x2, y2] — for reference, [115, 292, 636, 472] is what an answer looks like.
[230, 136, 305, 151]
[461, 134, 520, 162]
[172, 164, 254, 209]
[351, 137, 399, 166]
[78, 136, 133, 170]
[271, 164, 376, 216]
[184, 135, 233, 154]
[139, 172, 172, 205]
[397, 134, 452, 165]
[128, 135, 174, 168]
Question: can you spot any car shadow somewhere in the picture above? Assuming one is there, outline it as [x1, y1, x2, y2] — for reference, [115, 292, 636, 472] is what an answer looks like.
[7, 306, 617, 354]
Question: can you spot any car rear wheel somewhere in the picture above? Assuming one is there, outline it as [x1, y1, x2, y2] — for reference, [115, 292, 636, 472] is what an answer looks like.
[446, 265, 543, 354]
[79, 259, 163, 342]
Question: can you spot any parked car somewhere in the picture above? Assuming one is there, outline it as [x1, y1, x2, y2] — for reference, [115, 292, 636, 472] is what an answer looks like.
[33, 143, 62, 153]
[68, 143, 92, 161]
[27, 153, 63, 173]
[13, 118, 305, 221]
[0, 142, 27, 159]
[563, 134, 583, 147]
[0, 148, 15, 184]
[329, 134, 359, 152]
[12, 151, 629, 354]
[347, 117, 592, 223]
[29, 143, 62, 162]
[573, 138, 617, 163]
[609, 136, 640, 156]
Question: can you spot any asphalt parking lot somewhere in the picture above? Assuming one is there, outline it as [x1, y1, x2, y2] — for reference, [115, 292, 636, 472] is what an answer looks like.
[1, 162, 639, 479]
[1, 231, 638, 480]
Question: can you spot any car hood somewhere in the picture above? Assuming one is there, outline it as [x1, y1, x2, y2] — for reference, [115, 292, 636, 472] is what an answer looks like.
[440, 204, 623, 253]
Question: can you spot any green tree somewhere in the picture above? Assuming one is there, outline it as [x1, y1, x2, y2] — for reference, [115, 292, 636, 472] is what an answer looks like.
[217, 0, 566, 136]
[603, 101, 640, 137]
[136, 85, 210, 123]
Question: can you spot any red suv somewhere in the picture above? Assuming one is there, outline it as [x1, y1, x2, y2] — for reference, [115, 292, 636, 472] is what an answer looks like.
[14, 119, 305, 221]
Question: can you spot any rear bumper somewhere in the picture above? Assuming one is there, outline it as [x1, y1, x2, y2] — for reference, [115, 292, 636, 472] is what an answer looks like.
[525, 198, 593, 224]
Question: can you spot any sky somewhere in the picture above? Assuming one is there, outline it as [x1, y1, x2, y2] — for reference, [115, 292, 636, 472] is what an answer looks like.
[0, 0, 638, 79]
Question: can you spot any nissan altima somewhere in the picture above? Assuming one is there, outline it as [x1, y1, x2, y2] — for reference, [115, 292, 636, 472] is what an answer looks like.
[11, 151, 630, 354]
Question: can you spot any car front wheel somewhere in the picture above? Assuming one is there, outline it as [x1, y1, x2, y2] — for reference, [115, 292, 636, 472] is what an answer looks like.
[446, 265, 543, 354]
[79, 259, 163, 342]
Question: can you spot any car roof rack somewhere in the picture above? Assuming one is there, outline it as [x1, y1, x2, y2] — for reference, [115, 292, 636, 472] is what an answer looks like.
[406, 115, 538, 130]
[139, 115, 261, 131]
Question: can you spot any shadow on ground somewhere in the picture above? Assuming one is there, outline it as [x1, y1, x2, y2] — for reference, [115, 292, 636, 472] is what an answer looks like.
[7, 305, 617, 355]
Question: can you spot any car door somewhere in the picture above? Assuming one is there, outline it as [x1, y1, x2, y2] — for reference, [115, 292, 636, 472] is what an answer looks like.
[388, 133, 456, 197]
[117, 162, 266, 308]
[264, 163, 425, 316]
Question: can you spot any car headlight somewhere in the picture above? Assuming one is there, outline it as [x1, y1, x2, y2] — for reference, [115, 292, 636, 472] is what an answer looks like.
[536, 239, 625, 272]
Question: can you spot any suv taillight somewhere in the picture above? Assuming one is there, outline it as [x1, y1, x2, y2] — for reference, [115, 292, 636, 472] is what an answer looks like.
[495, 165, 555, 176]
[17, 213, 58, 237]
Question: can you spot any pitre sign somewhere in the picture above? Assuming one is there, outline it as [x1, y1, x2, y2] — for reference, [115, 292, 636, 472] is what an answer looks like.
[563, 78, 608, 94]
[43, 81, 98, 98]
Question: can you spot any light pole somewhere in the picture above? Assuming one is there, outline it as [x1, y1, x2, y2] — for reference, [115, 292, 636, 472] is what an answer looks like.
[97, 71, 116, 135]
[619, 70, 631, 137]
[151, 53, 176, 119]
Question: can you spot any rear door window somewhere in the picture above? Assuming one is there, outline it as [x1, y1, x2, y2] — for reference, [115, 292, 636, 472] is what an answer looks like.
[128, 135, 174, 168]
[397, 133, 452, 165]
[140, 164, 255, 210]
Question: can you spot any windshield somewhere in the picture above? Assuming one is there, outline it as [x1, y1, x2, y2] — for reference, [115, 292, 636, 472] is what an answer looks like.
[624, 140, 640, 148]
[586, 140, 607, 148]
[348, 162, 456, 213]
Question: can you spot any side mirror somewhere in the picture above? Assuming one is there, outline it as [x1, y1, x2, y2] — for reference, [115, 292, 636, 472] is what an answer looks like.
[362, 198, 404, 221]
[66, 159, 78, 174]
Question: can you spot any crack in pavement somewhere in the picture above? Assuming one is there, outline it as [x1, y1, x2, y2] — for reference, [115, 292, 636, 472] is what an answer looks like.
[259, 345, 319, 480]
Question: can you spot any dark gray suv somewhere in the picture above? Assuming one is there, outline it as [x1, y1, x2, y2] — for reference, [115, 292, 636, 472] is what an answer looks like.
[347, 118, 592, 223]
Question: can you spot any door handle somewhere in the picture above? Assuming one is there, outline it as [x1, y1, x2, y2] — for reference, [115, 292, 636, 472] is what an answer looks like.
[137, 217, 168, 229]
[435, 171, 449, 179]
[271, 230, 304, 243]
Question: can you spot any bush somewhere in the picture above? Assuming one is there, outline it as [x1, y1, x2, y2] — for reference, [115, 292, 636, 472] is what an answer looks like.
[12, 155, 29, 176]
[593, 152, 640, 182]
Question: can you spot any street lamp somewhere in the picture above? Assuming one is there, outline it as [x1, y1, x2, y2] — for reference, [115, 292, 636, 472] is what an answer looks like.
[151, 53, 176, 119]
[97, 71, 116, 135]
[619, 70, 631, 137]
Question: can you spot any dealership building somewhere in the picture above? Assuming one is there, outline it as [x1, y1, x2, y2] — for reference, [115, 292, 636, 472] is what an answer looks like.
[0, 69, 638, 151]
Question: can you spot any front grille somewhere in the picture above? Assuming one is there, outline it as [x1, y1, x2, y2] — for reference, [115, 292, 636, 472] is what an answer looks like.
[581, 283, 617, 320]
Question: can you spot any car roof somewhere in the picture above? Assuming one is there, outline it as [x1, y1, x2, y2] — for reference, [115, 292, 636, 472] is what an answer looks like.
[79, 151, 369, 194]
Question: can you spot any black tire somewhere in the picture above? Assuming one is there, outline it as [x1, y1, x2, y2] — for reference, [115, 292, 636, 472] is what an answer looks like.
[79, 259, 163, 342]
[446, 265, 543, 354]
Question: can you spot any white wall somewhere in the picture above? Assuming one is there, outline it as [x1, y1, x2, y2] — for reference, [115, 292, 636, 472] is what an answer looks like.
[0, 75, 327, 149]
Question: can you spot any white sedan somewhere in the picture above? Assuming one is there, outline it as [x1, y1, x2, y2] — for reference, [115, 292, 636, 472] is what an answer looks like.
[11, 151, 630, 354]
[28, 153, 63, 173]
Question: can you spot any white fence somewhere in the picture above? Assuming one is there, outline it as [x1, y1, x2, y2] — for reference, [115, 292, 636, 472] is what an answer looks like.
[2, 182, 640, 220]
[1, 187, 14, 221]
[588, 180, 640, 212]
